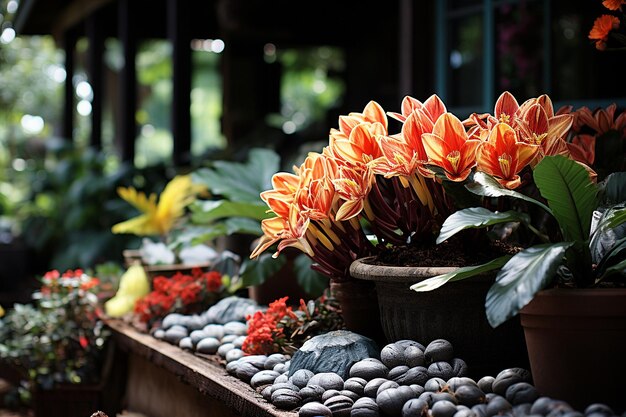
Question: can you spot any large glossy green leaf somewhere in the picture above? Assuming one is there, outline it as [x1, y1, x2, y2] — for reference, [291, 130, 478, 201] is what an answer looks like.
[192, 148, 280, 202]
[597, 257, 626, 283]
[485, 242, 573, 328]
[294, 254, 329, 297]
[590, 206, 626, 264]
[436, 207, 529, 244]
[466, 172, 552, 214]
[190, 200, 270, 223]
[240, 253, 287, 287]
[410, 255, 511, 292]
[533, 156, 598, 242]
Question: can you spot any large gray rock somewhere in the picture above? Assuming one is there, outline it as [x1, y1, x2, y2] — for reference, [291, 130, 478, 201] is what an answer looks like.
[289, 330, 379, 380]
[205, 296, 259, 324]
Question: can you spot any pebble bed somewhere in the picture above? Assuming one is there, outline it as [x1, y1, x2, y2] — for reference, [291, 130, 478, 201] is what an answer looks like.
[151, 299, 622, 417]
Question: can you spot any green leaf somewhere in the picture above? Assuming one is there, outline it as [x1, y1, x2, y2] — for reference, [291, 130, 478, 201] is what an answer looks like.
[192, 148, 280, 202]
[411, 255, 512, 292]
[240, 253, 287, 287]
[533, 155, 598, 242]
[485, 242, 573, 328]
[223, 217, 263, 236]
[467, 172, 552, 214]
[436, 207, 529, 244]
[595, 237, 626, 283]
[190, 200, 271, 223]
[597, 257, 626, 283]
[600, 172, 626, 205]
[293, 254, 329, 298]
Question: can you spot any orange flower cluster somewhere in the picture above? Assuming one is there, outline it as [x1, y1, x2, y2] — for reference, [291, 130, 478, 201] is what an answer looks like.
[251, 91, 597, 282]
[134, 268, 224, 324]
[241, 297, 297, 355]
[589, 1, 625, 50]
[41, 269, 101, 295]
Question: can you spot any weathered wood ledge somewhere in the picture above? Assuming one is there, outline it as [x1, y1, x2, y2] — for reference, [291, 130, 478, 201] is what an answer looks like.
[107, 319, 297, 417]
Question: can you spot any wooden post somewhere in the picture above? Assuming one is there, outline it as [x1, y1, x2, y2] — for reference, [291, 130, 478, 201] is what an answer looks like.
[168, 0, 192, 167]
[86, 11, 104, 149]
[61, 29, 76, 141]
[118, 0, 136, 163]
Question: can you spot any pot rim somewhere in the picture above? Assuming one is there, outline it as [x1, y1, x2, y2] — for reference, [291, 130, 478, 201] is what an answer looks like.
[349, 256, 461, 283]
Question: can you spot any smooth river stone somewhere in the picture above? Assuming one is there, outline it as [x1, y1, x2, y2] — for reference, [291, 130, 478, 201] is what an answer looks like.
[364, 378, 390, 398]
[299, 401, 332, 417]
[235, 361, 261, 383]
[424, 339, 455, 363]
[477, 376, 495, 394]
[271, 388, 302, 410]
[221, 334, 238, 344]
[381, 343, 406, 368]
[153, 329, 165, 340]
[344, 377, 368, 396]
[265, 353, 289, 370]
[178, 337, 193, 350]
[376, 386, 416, 417]
[217, 342, 236, 358]
[402, 398, 430, 417]
[205, 296, 259, 324]
[202, 324, 225, 340]
[184, 314, 206, 331]
[450, 358, 468, 377]
[446, 377, 478, 392]
[161, 313, 185, 329]
[250, 370, 280, 389]
[404, 345, 426, 367]
[395, 366, 429, 386]
[289, 330, 379, 380]
[163, 326, 188, 344]
[350, 358, 389, 380]
[226, 348, 245, 362]
[223, 321, 247, 336]
[352, 396, 380, 417]
[299, 385, 325, 403]
[492, 368, 532, 396]
[290, 369, 315, 388]
[323, 395, 354, 417]
[238, 355, 268, 369]
[307, 372, 345, 391]
[195, 337, 220, 354]
[428, 361, 455, 380]
[232, 335, 246, 349]
[189, 330, 207, 345]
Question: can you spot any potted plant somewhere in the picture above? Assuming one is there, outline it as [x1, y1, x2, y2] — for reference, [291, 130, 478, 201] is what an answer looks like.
[249, 93, 544, 372]
[0, 269, 119, 417]
[412, 108, 626, 408]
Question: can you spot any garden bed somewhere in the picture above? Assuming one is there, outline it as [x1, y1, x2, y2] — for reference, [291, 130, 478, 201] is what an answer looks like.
[107, 319, 296, 417]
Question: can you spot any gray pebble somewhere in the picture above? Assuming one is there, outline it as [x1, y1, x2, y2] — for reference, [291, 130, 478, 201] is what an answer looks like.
[250, 370, 280, 389]
[492, 368, 531, 396]
[447, 377, 478, 392]
[223, 321, 247, 336]
[299, 384, 325, 403]
[238, 354, 268, 369]
[235, 361, 261, 383]
[344, 377, 368, 396]
[162, 313, 185, 329]
[153, 329, 165, 339]
[397, 366, 429, 386]
[424, 339, 454, 363]
[189, 330, 207, 345]
[454, 384, 485, 407]
[364, 378, 389, 398]
[225, 360, 239, 375]
[178, 337, 193, 350]
[195, 337, 220, 354]
[274, 374, 289, 384]
[402, 398, 429, 417]
[217, 342, 235, 358]
[221, 334, 238, 344]
[226, 348, 245, 362]
[425, 377, 448, 392]
[232, 335, 247, 349]
[290, 369, 315, 388]
[450, 358, 468, 377]
[471, 404, 488, 417]
[432, 392, 458, 405]
[274, 363, 288, 374]
[418, 391, 436, 407]
[585, 404, 615, 416]
[477, 376, 494, 394]
[505, 382, 538, 405]
[299, 401, 332, 417]
[563, 412, 585, 417]
[485, 395, 511, 417]
[351, 397, 380, 417]
[164, 326, 188, 344]
[321, 389, 340, 402]
[428, 361, 455, 380]
[265, 353, 289, 370]
[530, 397, 556, 415]
[376, 380, 400, 396]
[377, 386, 417, 417]
[324, 395, 354, 417]
[513, 403, 532, 416]
[202, 324, 225, 339]
[271, 388, 302, 410]
[388, 366, 410, 381]
[396, 340, 426, 351]
[308, 372, 345, 391]
[454, 409, 478, 417]
[340, 390, 360, 402]
[185, 315, 205, 331]
[405, 346, 426, 367]
[432, 400, 458, 417]
[271, 382, 300, 394]
[409, 384, 425, 397]
[350, 358, 389, 380]
[381, 343, 406, 368]
[261, 385, 273, 402]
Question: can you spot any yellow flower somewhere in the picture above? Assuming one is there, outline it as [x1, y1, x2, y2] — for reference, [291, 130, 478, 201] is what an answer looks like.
[112, 174, 205, 236]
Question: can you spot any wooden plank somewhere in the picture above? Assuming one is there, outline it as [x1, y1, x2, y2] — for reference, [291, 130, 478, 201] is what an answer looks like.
[107, 320, 297, 417]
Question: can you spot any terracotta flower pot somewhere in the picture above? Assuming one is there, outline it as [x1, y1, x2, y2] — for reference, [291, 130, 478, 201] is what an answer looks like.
[520, 288, 626, 411]
[350, 256, 529, 379]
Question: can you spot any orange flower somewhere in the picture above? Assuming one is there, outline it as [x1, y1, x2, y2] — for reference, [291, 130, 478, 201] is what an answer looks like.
[388, 94, 446, 124]
[330, 122, 385, 167]
[332, 166, 374, 221]
[517, 102, 573, 163]
[251, 206, 313, 259]
[603, 0, 625, 11]
[330, 101, 388, 143]
[567, 134, 597, 166]
[422, 113, 481, 182]
[477, 123, 540, 189]
[589, 15, 620, 50]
